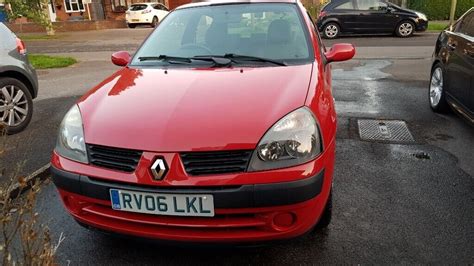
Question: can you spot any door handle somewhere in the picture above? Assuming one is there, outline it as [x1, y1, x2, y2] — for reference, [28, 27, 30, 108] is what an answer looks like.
[447, 43, 457, 51]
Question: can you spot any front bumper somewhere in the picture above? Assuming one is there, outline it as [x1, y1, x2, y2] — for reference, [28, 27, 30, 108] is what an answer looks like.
[51, 140, 335, 243]
[51, 166, 324, 209]
[415, 19, 428, 32]
[51, 166, 328, 243]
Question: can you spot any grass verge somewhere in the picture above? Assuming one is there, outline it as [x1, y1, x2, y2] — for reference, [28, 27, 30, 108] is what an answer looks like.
[428, 21, 449, 32]
[28, 54, 77, 69]
[18, 34, 60, 40]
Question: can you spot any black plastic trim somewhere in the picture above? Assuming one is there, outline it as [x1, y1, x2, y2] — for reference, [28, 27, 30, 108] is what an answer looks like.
[50, 166, 324, 208]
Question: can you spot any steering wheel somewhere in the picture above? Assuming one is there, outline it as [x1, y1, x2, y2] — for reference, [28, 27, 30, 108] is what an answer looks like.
[180, 43, 213, 54]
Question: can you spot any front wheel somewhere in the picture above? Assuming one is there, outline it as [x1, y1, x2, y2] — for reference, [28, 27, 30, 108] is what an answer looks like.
[396, 21, 415, 37]
[322, 22, 340, 39]
[127, 23, 136, 28]
[0, 77, 34, 134]
[429, 63, 449, 112]
[151, 17, 158, 28]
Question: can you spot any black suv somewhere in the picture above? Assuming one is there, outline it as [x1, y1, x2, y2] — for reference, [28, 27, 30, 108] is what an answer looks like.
[0, 23, 38, 134]
[316, 0, 428, 39]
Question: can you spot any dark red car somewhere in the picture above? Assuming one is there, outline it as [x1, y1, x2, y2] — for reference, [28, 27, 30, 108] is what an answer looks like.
[51, 0, 355, 243]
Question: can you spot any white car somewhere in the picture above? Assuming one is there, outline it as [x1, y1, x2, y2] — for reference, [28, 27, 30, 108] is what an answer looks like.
[125, 3, 169, 28]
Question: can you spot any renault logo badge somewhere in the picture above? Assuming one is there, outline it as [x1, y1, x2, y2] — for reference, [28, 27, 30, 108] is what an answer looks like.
[150, 157, 168, 180]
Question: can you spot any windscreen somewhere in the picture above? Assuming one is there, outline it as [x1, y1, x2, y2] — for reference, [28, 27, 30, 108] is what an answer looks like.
[132, 3, 313, 66]
[130, 4, 148, 11]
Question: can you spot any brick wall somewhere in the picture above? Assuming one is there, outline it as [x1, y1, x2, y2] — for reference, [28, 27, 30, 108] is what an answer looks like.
[168, 0, 191, 10]
[6, 20, 126, 33]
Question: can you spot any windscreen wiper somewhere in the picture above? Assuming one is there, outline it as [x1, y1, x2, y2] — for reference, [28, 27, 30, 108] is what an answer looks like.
[212, 54, 288, 66]
[138, 55, 232, 67]
[191, 56, 233, 67]
[138, 55, 192, 63]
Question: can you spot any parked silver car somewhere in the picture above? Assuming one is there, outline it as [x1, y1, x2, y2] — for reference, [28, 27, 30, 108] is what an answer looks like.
[0, 22, 38, 134]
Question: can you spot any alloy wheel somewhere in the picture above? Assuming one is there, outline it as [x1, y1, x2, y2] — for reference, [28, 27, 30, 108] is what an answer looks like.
[325, 24, 338, 38]
[430, 67, 443, 107]
[0, 85, 29, 127]
[398, 22, 413, 37]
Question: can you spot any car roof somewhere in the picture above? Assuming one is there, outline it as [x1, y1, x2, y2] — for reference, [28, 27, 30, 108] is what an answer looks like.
[177, 0, 298, 10]
[131, 2, 158, 5]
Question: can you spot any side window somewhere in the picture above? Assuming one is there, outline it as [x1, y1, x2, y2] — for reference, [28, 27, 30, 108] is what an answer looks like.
[335, 1, 355, 10]
[455, 11, 474, 37]
[195, 15, 214, 45]
[162, 5, 169, 11]
[356, 0, 387, 11]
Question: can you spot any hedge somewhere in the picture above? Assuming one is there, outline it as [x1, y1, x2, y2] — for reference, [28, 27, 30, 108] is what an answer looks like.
[408, 0, 473, 20]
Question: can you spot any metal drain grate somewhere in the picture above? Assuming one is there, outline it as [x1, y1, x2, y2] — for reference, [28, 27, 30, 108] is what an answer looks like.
[358, 119, 414, 143]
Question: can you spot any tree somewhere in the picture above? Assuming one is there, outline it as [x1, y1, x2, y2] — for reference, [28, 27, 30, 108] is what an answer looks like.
[449, 0, 457, 25]
[5, 0, 55, 35]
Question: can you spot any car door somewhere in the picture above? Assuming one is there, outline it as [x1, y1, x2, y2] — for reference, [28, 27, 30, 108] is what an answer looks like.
[446, 10, 474, 111]
[354, 0, 398, 33]
[330, 0, 359, 33]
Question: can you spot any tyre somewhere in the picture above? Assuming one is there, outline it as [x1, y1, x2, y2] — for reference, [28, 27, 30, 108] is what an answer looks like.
[429, 63, 449, 113]
[151, 17, 158, 28]
[396, 21, 415, 37]
[0, 77, 33, 134]
[315, 190, 332, 230]
[322, 22, 340, 39]
[127, 23, 136, 28]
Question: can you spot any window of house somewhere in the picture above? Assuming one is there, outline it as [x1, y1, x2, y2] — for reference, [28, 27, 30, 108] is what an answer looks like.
[64, 0, 85, 12]
[111, 0, 127, 12]
[335, 1, 355, 10]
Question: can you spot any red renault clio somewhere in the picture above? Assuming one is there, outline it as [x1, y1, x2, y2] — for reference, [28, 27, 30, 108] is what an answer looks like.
[51, 0, 355, 243]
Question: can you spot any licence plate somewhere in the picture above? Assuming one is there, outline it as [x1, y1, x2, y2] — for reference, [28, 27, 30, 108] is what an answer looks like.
[131, 19, 139, 22]
[110, 189, 214, 217]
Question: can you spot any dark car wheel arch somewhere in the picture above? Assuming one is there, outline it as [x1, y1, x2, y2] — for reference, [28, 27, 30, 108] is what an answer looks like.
[0, 70, 37, 99]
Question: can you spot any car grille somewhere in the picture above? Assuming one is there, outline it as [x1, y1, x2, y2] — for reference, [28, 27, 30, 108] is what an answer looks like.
[181, 150, 253, 176]
[87, 144, 142, 173]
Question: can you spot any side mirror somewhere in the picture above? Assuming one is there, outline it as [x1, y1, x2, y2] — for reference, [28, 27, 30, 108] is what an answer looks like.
[111, 51, 131, 67]
[324, 43, 355, 63]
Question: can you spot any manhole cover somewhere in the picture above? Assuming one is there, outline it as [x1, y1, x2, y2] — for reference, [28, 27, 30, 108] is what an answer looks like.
[358, 119, 414, 143]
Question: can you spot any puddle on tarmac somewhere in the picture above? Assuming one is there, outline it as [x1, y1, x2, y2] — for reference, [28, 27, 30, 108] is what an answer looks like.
[332, 60, 392, 81]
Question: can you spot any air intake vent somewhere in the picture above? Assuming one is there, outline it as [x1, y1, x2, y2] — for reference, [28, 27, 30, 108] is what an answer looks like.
[181, 150, 253, 176]
[87, 144, 142, 173]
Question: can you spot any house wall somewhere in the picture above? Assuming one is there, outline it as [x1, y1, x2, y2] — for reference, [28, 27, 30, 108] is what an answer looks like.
[7, 19, 126, 33]
[168, 0, 190, 10]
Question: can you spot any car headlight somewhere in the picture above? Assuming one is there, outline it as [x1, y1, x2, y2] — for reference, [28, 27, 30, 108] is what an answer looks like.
[248, 107, 323, 172]
[416, 12, 427, 21]
[55, 105, 88, 163]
